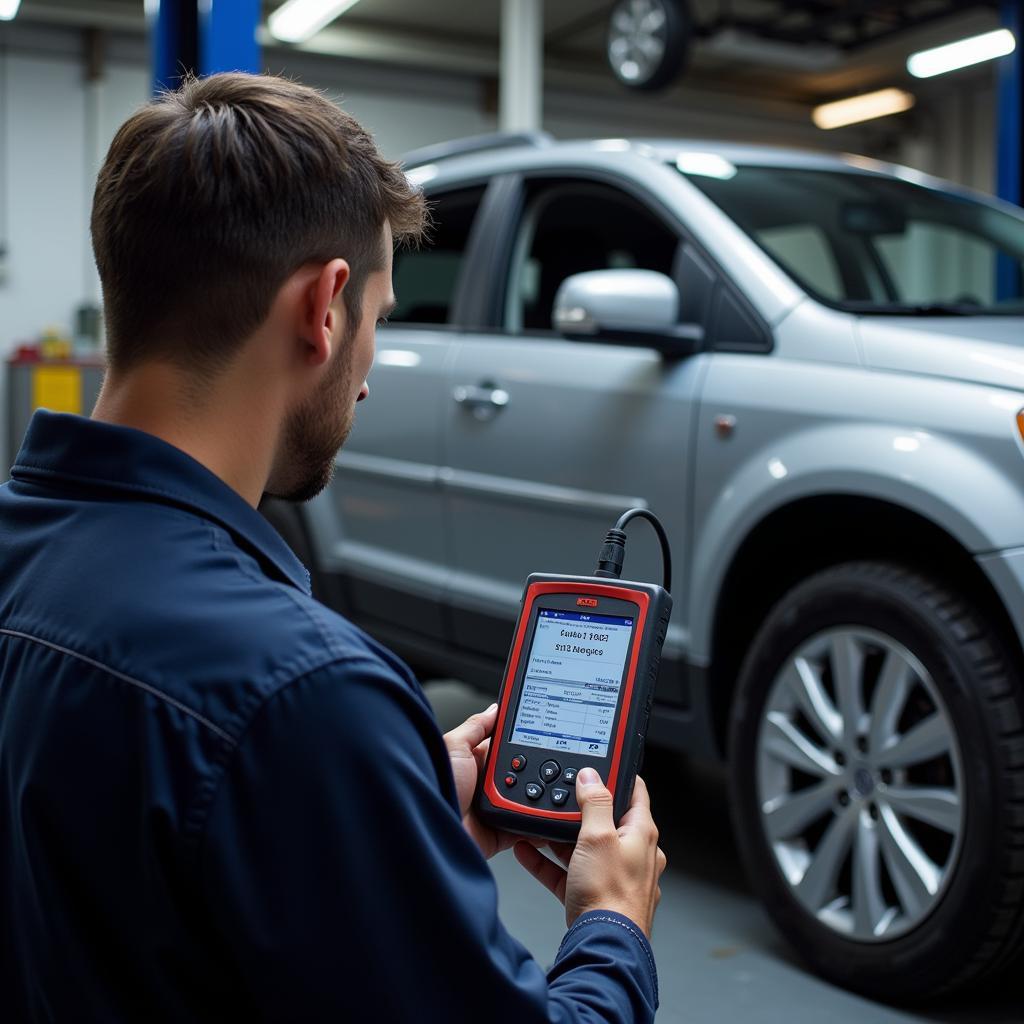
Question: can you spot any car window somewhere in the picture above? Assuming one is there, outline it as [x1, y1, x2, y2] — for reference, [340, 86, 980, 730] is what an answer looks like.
[506, 182, 679, 333]
[681, 164, 1024, 314]
[758, 223, 843, 301]
[390, 186, 485, 326]
[874, 222, 993, 306]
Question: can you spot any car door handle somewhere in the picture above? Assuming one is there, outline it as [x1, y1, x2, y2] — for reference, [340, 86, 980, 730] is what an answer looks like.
[453, 383, 510, 419]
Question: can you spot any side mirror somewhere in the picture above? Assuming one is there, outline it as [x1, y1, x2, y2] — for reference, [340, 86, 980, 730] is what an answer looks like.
[552, 269, 703, 355]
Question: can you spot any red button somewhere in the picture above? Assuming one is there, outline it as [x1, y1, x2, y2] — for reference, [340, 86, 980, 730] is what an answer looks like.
[504, 774, 518, 788]
[510, 755, 526, 771]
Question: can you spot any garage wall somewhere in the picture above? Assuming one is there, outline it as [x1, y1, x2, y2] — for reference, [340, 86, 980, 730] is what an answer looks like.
[0, 21, 1005, 362]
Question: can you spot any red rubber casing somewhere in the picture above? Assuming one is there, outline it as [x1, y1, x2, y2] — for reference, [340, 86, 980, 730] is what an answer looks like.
[475, 573, 672, 842]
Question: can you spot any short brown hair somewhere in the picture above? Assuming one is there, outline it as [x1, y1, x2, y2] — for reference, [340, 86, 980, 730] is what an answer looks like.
[91, 72, 426, 374]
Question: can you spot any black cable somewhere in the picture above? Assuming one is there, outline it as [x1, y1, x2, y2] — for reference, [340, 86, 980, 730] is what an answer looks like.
[593, 507, 672, 594]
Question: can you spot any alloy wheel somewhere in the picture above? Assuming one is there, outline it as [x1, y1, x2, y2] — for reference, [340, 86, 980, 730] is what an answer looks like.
[756, 626, 965, 941]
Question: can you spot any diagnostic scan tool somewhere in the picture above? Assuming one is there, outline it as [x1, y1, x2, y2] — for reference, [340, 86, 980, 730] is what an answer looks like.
[476, 509, 672, 842]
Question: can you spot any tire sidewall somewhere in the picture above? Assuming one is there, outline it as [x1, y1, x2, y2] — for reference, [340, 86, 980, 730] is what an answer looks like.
[607, 0, 689, 91]
[729, 564, 1003, 1000]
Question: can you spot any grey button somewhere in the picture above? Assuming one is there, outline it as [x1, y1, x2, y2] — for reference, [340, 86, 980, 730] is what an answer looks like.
[540, 760, 561, 783]
[525, 782, 544, 801]
[551, 787, 569, 806]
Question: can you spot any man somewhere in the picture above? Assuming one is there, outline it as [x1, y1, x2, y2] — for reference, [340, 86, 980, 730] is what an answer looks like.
[0, 73, 665, 1022]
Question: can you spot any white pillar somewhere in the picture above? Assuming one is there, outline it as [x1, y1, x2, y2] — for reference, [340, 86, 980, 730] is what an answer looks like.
[83, 28, 105, 310]
[500, 0, 543, 133]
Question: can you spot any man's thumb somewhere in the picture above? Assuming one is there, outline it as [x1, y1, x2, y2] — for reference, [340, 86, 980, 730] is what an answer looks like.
[576, 767, 615, 837]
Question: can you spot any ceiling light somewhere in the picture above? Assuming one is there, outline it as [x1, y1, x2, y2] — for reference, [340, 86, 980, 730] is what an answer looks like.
[812, 88, 915, 130]
[908, 28, 1016, 78]
[269, 0, 362, 44]
[0, 0, 21, 21]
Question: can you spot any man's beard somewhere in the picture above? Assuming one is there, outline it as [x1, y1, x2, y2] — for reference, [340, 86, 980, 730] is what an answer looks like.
[266, 339, 356, 504]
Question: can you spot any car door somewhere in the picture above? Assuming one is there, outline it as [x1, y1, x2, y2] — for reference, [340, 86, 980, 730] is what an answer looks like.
[442, 173, 715, 704]
[320, 184, 487, 643]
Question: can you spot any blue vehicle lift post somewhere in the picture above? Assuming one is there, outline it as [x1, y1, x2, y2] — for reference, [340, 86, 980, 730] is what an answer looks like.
[997, 0, 1023, 299]
[150, 0, 260, 96]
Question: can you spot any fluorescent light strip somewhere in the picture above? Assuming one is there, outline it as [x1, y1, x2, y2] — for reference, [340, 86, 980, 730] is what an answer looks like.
[269, 0, 362, 44]
[0, 0, 21, 22]
[907, 28, 1016, 78]
[812, 88, 915, 130]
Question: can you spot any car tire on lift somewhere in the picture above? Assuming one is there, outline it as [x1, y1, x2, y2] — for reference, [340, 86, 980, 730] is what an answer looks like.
[728, 561, 1024, 1000]
[606, 0, 691, 92]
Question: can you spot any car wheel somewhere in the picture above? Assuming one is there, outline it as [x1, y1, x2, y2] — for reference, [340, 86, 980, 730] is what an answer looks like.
[729, 561, 1024, 1000]
[607, 0, 690, 92]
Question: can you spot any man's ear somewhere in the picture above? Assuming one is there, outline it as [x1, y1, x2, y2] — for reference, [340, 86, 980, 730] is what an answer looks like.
[302, 258, 350, 367]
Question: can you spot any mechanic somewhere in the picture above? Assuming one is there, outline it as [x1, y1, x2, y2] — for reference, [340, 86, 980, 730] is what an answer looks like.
[0, 72, 665, 1022]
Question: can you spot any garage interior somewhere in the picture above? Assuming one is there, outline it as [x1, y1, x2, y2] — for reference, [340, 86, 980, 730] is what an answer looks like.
[1, 1, 1023, 1021]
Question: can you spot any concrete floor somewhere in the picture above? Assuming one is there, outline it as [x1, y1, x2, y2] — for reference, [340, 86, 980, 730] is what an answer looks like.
[425, 680, 1021, 1024]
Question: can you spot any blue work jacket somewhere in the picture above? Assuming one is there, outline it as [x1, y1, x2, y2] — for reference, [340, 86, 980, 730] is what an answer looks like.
[0, 410, 658, 1023]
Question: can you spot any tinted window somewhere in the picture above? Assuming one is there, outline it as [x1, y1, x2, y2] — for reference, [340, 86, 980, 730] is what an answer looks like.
[758, 223, 842, 301]
[390, 186, 485, 325]
[681, 165, 1024, 314]
[507, 182, 678, 332]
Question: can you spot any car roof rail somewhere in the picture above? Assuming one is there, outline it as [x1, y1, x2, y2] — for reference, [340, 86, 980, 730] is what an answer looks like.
[401, 131, 554, 169]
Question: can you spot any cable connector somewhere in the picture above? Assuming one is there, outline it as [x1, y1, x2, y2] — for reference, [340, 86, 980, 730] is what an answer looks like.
[592, 508, 672, 593]
[594, 528, 627, 579]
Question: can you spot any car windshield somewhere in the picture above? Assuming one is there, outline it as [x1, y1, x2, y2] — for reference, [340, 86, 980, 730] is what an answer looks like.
[678, 163, 1024, 315]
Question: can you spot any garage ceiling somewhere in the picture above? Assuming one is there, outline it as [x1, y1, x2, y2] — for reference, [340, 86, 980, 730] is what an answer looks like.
[9, 0, 1005, 103]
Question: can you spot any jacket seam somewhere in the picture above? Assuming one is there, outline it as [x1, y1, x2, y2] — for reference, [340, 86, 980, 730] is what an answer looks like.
[206, 525, 329, 653]
[11, 461, 307, 592]
[557, 913, 658, 997]
[0, 626, 234, 744]
[186, 654, 396, 860]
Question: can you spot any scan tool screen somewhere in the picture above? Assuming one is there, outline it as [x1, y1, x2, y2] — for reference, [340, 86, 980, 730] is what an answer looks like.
[509, 609, 634, 758]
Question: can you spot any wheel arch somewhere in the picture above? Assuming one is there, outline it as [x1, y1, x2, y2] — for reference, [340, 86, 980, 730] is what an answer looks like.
[707, 495, 1024, 759]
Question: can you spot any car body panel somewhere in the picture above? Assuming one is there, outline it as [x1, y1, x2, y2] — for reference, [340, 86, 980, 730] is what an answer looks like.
[442, 335, 706, 683]
[858, 317, 1024, 391]
[690, 351, 1024, 663]
[313, 134, 1024, 755]
[325, 331, 456, 636]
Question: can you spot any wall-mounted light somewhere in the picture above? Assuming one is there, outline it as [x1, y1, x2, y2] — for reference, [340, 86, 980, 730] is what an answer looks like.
[812, 88, 915, 130]
[269, 0, 362, 44]
[908, 28, 1016, 78]
[0, 0, 21, 21]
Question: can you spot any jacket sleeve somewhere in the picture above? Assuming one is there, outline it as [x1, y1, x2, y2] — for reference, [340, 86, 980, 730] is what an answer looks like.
[197, 657, 658, 1024]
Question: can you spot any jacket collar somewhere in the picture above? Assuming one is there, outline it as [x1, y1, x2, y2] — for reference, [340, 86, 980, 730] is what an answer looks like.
[11, 411, 312, 595]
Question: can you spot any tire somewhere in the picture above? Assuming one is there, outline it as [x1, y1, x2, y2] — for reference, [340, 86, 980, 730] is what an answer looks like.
[728, 561, 1024, 1001]
[607, 0, 690, 92]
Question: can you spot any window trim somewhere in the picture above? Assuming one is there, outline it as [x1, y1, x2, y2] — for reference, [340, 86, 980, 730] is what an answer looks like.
[683, 166, 1024, 316]
[507, 180, 684, 337]
[454, 165, 772, 354]
[386, 179, 492, 331]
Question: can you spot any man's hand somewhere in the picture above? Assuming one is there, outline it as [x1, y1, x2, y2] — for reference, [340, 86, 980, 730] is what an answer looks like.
[513, 768, 667, 938]
[444, 703, 525, 860]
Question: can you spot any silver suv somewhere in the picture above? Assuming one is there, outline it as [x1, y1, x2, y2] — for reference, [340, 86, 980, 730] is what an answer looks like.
[263, 134, 1024, 1000]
